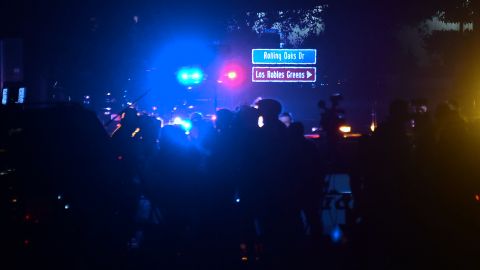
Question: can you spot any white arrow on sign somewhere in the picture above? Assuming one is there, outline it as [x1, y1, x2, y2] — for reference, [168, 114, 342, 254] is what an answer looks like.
[306, 71, 313, 78]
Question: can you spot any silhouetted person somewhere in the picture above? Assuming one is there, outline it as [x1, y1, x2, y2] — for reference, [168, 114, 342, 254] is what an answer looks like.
[5, 104, 134, 268]
[110, 108, 143, 238]
[137, 114, 160, 162]
[189, 112, 214, 154]
[364, 99, 415, 269]
[319, 94, 346, 139]
[424, 101, 480, 267]
[256, 98, 302, 267]
[224, 106, 263, 262]
[111, 107, 142, 177]
[287, 122, 323, 242]
[143, 125, 204, 266]
[112, 107, 140, 140]
[199, 108, 240, 267]
[410, 98, 434, 165]
[318, 93, 347, 165]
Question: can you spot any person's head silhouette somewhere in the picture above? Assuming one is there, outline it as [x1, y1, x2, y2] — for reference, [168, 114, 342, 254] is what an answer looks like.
[121, 107, 139, 132]
[215, 109, 234, 132]
[257, 99, 282, 124]
[235, 105, 259, 129]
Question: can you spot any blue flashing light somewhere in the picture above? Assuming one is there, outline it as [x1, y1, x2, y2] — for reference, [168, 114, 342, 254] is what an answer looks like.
[181, 120, 192, 131]
[177, 67, 204, 86]
[189, 68, 203, 84]
[64, 204, 70, 210]
[191, 72, 201, 80]
[235, 198, 241, 203]
[331, 225, 343, 243]
[172, 117, 192, 133]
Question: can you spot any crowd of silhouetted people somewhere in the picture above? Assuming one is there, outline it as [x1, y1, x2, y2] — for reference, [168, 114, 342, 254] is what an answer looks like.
[109, 99, 324, 269]
[352, 98, 480, 269]
[2, 96, 480, 269]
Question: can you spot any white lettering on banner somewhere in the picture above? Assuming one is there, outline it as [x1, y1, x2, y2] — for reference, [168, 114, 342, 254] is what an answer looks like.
[284, 52, 297, 60]
[287, 71, 305, 79]
[267, 70, 285, 79]
[263, 52, 282, 61]
[252, 67, 316, 82]
[255, 71, 265, 78]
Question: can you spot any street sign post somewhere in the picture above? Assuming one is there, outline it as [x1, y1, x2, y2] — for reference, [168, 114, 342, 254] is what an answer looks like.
[252, 49, 316, 65]
[252, 67, 316, 83]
